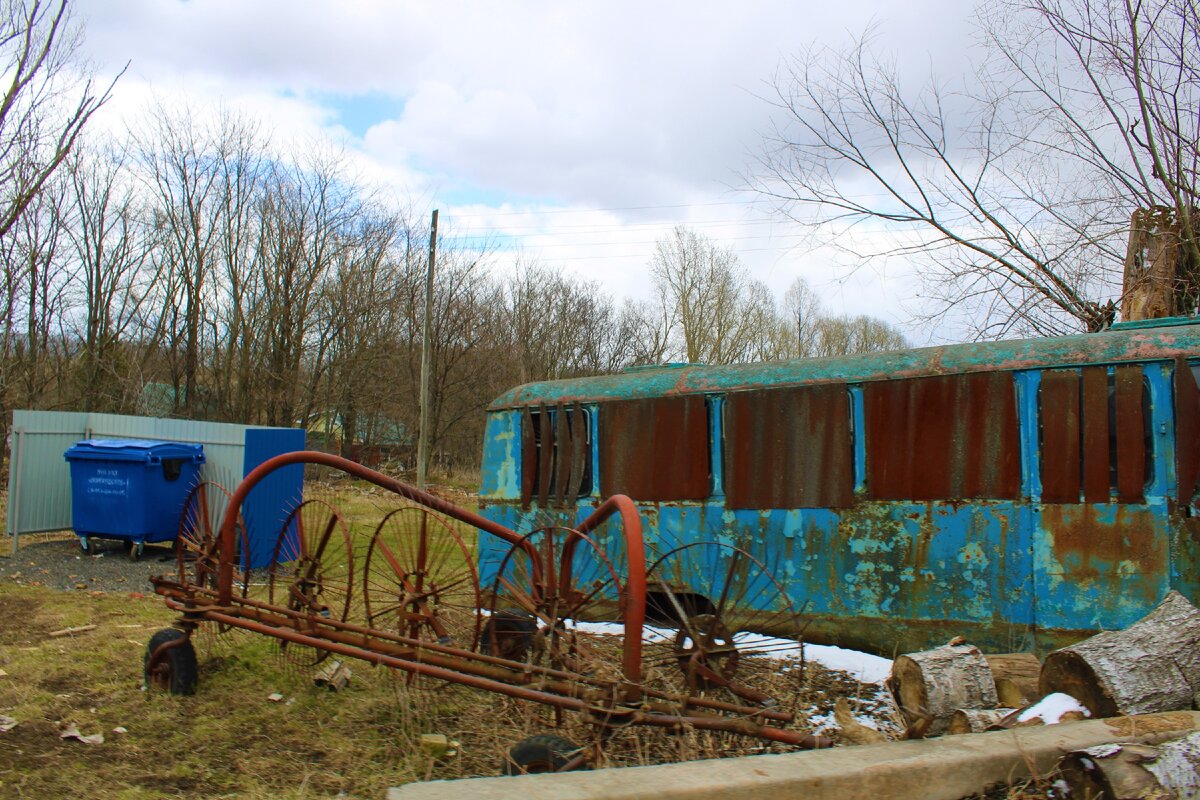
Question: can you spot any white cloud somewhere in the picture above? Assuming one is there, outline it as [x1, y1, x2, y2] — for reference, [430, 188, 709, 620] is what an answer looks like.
[74, 0, 979, 342]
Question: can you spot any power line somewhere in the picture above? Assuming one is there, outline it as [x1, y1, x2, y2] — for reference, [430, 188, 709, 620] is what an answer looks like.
[442, 231, 808, 249]
[446, 217, 784, 237]
[447, 199, 770, 219]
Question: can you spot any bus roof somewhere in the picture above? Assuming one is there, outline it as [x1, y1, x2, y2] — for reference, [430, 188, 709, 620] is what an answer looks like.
[488, 317, 1200, 410]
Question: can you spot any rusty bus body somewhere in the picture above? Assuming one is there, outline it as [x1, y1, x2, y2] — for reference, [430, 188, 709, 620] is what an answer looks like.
[477, 317, 1200, 655]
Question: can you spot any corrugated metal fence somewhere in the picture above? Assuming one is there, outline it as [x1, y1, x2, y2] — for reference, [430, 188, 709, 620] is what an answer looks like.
[5, 410, 304, 555]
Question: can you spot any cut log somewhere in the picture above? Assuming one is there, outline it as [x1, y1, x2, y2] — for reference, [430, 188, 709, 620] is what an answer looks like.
[1040, 591, 1200, 717]
[947, 708, 1013, 735]
[1057, 731, 1200, 799]
[889, 643, 998, 736]
[984, 653, 1041, 706]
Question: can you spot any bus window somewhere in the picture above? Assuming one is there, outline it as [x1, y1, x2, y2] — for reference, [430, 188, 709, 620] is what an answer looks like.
[521, 404, 592, 507]
[599, 395, 709, 501]
[1039, 365, 1151, 503]
[723, 384, 853, 509]
[863, 371, 1020, 501]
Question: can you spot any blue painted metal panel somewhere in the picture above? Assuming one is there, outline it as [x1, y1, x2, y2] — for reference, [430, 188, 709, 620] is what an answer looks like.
[480, 410, 521, 500]
[849, 385, 866, 494]
[706, 395, 725, 499]
[242, 428, 306, 569]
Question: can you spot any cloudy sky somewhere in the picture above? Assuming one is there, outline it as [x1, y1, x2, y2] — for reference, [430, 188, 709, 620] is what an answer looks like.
[76, 1, 978, 343]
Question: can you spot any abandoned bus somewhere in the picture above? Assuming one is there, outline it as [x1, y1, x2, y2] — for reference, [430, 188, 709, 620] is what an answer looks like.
[477, 316, 1200, 655]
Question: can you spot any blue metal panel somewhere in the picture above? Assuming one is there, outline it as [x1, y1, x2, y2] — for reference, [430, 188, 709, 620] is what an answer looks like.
[849, 385, 866, 493]
[1145, 361, 1175, 498]
[588, 403, 600, 497]
[1015, 370, 1043, 500]
[479, 411, 520, 499]
[242, 428, 305, 569]
[478, 495, 1038, 655]
[706, 394, 725, 499]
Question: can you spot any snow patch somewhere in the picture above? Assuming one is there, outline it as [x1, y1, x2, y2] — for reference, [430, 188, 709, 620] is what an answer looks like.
[506, 617, 894, 684]
[803, 643, 893, 684]
[1017, 692, 1091, 725]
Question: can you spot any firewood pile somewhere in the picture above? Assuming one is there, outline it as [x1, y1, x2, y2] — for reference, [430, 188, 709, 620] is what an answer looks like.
[854, 591, 1200, 799]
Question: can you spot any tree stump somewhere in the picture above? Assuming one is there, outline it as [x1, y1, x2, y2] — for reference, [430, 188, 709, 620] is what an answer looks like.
[1057, 731, 1200, 799]
[889, 643, 998, 736]
[1040, 591, 1200, 717]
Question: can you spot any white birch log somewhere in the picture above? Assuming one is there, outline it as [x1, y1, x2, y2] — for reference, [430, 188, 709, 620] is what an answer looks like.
[1040, 591, 1200, 717]
[889, 643, 998, 736]
[1057, 731, 1200, 799]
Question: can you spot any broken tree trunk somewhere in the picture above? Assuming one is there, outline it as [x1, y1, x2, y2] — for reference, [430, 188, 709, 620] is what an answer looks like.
[985, 653, 1041, 707]
[889, 643, 998, 736]
[1040, 591, 1200, 717]
[1057, 731, 1200, 799]
[947, 708, 1013, 735]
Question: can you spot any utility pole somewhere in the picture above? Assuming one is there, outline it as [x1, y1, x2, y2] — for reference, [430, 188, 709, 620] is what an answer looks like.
[417, 209, 438, 489]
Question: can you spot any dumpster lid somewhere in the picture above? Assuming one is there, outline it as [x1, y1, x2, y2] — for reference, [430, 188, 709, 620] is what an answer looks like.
[64, 439, 205, 463]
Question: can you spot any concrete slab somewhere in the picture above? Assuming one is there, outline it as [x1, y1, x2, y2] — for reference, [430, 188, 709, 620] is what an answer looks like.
[387, 712, 1200, 800]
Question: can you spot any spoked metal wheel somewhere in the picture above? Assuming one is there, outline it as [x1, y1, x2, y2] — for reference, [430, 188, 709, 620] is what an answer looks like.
[362, 505, 482, 650]
[644, 542, 802, 703]
[268, 498, 355, 667]
[485, 527, 624, 676]
[176, 481, 250, 601]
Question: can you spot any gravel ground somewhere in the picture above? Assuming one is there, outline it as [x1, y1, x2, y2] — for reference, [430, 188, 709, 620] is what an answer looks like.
[0, 536, 177, 593]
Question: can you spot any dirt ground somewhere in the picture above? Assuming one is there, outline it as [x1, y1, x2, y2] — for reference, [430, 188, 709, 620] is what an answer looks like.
[0, 536, 175, 593]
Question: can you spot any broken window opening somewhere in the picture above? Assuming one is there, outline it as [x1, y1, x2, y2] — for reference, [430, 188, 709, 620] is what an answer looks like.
[520, 404, 593, 507]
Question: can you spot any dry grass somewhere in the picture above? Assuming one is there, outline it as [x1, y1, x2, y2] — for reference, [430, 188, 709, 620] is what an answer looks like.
[2, 479, 1036, 799]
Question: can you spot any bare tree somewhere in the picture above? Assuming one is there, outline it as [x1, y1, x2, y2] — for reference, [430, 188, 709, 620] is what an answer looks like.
[783, 277, 824, 357]
[753, 0, 1198, 338]
[651, 226, 761, 363]
[502, 260, 630, 382]
[0, 0, 121, 243]
[814, 314, 908, 357]
[61, 140, 157, 411]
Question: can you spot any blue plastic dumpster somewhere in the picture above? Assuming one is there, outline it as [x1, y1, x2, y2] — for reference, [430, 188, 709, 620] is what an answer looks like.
[64, 439, 205, 560]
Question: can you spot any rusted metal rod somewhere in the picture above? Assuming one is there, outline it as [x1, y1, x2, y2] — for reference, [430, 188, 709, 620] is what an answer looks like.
[160, 590, 795, 725]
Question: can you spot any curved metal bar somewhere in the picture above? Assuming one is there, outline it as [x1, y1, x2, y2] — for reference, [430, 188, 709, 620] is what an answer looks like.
[217, 450, 533, 605]
[565, 494, 647, 692]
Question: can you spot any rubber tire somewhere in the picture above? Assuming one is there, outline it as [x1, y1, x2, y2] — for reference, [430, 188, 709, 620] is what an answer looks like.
[480, 609, 537, 660]
[502, 734, 584, 775]
[144, 628, 198, 695]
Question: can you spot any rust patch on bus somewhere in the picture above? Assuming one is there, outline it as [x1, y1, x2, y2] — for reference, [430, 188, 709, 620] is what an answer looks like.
[1041, 505, 1164, 582]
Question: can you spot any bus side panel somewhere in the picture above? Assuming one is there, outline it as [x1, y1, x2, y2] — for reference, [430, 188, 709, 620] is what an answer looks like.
[480, 411, 521, 500]
[781, 501, 1033, 654]
[1032, 501, 1172, 640]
